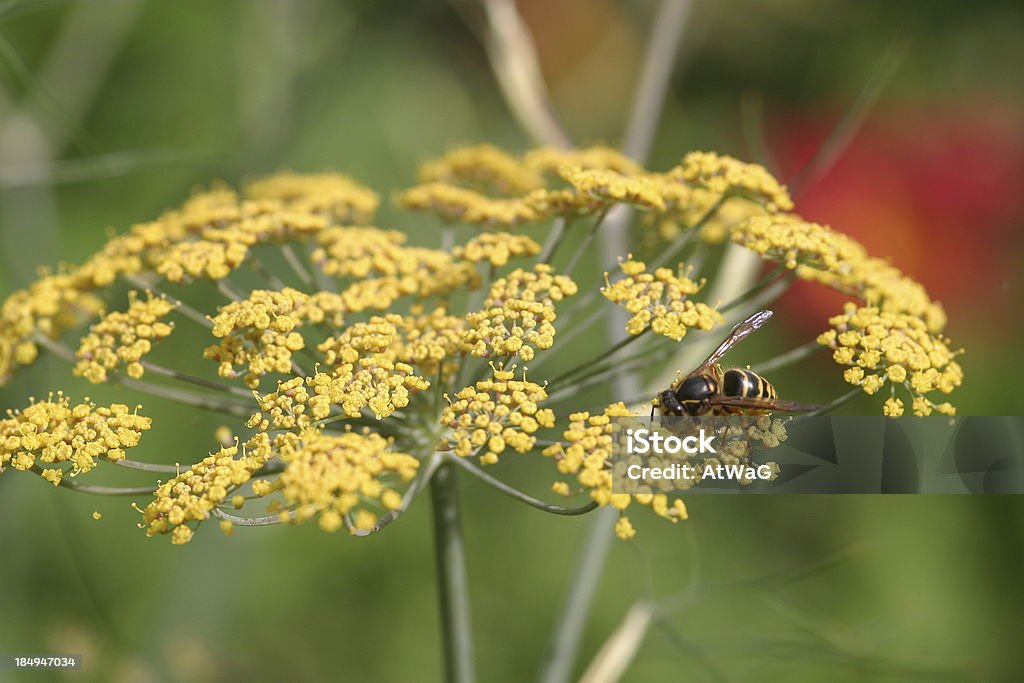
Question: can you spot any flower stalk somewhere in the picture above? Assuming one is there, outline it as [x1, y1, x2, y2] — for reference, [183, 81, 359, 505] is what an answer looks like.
[430, 461, 476, 683]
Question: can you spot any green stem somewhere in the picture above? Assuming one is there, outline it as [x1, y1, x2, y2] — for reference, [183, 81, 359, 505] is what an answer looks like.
[564, 209, 609, 275]
[281, 243, 314, 286]
[539, 217, 569, 263]
[649, 194, 727, 270]
[549, 332, 646, 387]
[141, 360, 252, 398]
[538, 506, 618, 683]
[445, 454, 598, 516]
[753, 339, 822, 374]
[430, 461, 476, 683]
[125, 274, 213, 329]
[808, 387, 862, 416]
[30, 466, 155, 496]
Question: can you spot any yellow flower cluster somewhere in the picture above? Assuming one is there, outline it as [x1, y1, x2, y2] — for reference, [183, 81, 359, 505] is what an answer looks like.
[464, 265, 577, 361]
[453, 232, 541, 267]
[313, 226, 480, 311]
[245, 171, 380, 224]
[274, 428, 419, 533]
[308, 357, 430, 419]
[74, 291, 177, 383]
[397, 145, 648, 227]
[248, 349, 429, 427]
[601, 257, 723, 341]
[141, 438, 272, 544]
[672, 151, 794, 212]
[732, 215, 947, 331]
[561, 167, 666, 212]
[440, 365, 555, 465]
[205, 288, 311, 388]
[1, 394, 151, 484]
[397, 183, 542, 227]
[542, 403, 688, 539]
[0, 271, 104, 383]
[1, 173, 379, 385]
[817, 303, 963, 416]
[419, 144, 542, 196]
[522, 146, 643, 178]
[652, 179, 766, 244]
[318, 310, 468, 378]
[731, 214, 866, 271]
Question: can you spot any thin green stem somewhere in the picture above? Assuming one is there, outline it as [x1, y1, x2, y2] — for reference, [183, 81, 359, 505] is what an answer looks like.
[350, 451, 444, 536]
[248, 256, 287, 290]
[753, 339, 822, 375]
[808, 387, 863, 416]
[216, 278, 245, 302]
[212, 507, 292, 526]
[564, 209, 609, 275]
[430, 461, 476, 683]
[117, 375, 253, 416]
[549, 331, 647, 387]
[125, 274, 213, 329]
[30, 466, 155, 496]
[649, 195, 727, 271]
[539, 217, 569, 263]
[140, 360, 252, 398]
[281, 242, 314, 286]
[112, 458, 182, 474]
[445, 454, 598, 516]
[32, 330, 256, 416]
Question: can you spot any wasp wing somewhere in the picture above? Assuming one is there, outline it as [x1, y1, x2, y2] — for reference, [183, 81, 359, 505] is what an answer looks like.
[705, 395, 819, 413]
[695, 310, 774, 372]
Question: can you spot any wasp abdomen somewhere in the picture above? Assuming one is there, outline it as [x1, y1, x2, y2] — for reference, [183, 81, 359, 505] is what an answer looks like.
[722, 369, 777, 400]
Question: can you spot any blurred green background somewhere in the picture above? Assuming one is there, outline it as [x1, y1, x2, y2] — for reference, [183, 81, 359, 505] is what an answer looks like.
[1, 1, 1023, 681]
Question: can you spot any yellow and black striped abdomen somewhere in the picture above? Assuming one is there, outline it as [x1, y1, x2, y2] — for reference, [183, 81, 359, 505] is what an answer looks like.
[722, 369, 776, 400]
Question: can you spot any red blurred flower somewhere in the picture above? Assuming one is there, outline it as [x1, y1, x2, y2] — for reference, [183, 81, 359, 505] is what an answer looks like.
[770, 105, 1024, 336]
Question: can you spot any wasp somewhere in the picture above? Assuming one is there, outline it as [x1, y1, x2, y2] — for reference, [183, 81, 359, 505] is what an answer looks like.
[654, 310, 819, 417]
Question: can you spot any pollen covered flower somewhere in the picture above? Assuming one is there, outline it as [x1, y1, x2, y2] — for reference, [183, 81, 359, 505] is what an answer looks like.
[418, 144, 542, 196]
[671, 151, 794, 212]
[0, 272, 104, 383]
[318, 310, 468, 377]
[731, 214, 867, 271]
[396, 182, 540, 227]
[440, 364, 555, 465]
[313, 227, 480, 311]
[74, 291, 177, 383]
[141, 438, 272, 544]
[453, 232, 541, 267]
[817, 303, 963, 416]
[244, 171, 380, 224]
[560, 166, 666, 212]
[601, 257, 722, 341]
[0, 394, 151, 482]
[542, 403, 688, 538]
[272, 428, 418, 533]
[464, 264, 577, 361]
[735, 215, 947, 332]
[205, 288, 311, 388]
[522, 146, 643, 178]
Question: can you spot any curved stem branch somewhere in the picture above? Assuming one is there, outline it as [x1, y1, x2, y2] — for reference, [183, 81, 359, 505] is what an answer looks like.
[808, 387, 863, 416]
[29, 465, 155, 496]
[445, 454, 598, 516]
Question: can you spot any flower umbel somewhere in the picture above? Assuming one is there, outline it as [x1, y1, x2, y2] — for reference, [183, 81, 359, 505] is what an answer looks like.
[817, 303, 963, 415]
[601, 257, 722, 341]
